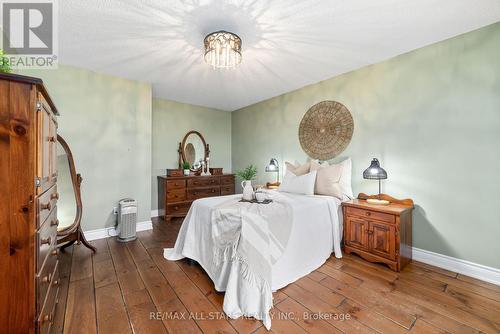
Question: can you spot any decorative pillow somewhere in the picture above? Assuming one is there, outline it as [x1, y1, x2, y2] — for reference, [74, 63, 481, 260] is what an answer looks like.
[311, 158, 354, 199]
[279, 170, 317, 195]
[309, 162, 343, 199]
[285, 161, 310, 176]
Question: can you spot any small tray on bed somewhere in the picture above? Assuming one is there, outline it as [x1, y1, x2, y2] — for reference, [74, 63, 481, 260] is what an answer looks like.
[239, 199, 273, 204]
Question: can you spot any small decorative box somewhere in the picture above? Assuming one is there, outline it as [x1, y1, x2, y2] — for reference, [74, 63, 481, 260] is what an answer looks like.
[167, 169, 183, 177]
[209, 168, 223, 175]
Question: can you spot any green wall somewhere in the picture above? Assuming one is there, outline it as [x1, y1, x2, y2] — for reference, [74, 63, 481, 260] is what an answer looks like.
[20, 65, 152, 231]
[16, 22, 500, 269]
[232, 22, 500, 269]
[151, 98, 232, 211]
[17, 66, 233, 229]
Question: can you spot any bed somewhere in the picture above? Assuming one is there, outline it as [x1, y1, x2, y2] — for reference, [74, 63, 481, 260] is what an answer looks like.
[164, 189, 344, 329]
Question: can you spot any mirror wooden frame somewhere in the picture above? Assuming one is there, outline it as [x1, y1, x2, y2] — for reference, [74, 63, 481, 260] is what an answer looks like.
[56, 135, 96, 252]
[178, 130, 210, 173]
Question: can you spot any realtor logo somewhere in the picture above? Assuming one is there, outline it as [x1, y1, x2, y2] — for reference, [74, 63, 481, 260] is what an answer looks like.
[1, 0, 58, 69]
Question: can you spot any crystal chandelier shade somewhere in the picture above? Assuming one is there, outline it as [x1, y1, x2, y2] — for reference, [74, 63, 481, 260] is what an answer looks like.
[204, 31, 242, 69]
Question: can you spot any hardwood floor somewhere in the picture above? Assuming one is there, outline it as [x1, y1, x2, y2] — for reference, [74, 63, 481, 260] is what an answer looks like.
[53, 218, 500, 334]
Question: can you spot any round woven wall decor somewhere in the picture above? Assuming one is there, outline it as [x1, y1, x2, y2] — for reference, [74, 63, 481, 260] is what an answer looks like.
[299, 101, 354, 160]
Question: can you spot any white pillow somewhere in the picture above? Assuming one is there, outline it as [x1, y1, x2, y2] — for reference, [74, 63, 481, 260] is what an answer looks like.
[279, 170, 317, 195]
[285, 161, 310, 176]
[309, 162, 343, 199]
[311, 158, 354, 199]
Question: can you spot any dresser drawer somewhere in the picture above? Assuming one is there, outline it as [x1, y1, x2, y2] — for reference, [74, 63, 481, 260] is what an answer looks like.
[220, 185, 235, 195]
[166, 189, 186, 203]
[166, 179, 186, 190]
[220, 176, 235, 185]
[37, 265, 60, 334]
[187, 187, 220, 201]
[346, 206, 395, 224]
[37, 184, 58, 228]
[166, 202, 192, 216]
[37, 259, 59, 311]
[37, 207, 58, 271]
[187, 177, 220, 188]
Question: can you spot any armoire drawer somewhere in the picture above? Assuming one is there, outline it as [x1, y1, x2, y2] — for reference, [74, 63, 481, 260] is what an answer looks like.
[37, 269, 60, 334]
[37, 184, 58, 227]
[37, 259, 59, 311]
[187, 187, 220, 201]
[37, 208, 58, 271]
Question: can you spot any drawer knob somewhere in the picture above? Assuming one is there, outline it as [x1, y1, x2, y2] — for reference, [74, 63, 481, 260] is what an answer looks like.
[42, 312, 53, 323]
[50, 219, 59, 227]
[42, 273, 52, 284]
[41, 237, 51, 245]
[211, 189, 216, 193]
[48, 136, 56, 143]
[174, 206, 179, 210]
[41, 202, 51, 211]
[365, 211, 371, 216]
[51, 249, 59, 256]
[53, 279, 60, 286]
[50, 192, 59, 200]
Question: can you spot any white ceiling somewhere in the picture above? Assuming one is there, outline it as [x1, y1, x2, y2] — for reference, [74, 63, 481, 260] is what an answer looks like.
[60, 0, 500, 111]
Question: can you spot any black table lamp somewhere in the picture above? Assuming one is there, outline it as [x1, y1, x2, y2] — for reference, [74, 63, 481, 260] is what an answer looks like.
[363, 158, 389, 205]
[265, 158, 280, 187]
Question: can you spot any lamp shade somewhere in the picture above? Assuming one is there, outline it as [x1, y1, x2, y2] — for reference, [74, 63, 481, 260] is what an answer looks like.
[363, 158, 387, 180]
[265, 158, 279, 172]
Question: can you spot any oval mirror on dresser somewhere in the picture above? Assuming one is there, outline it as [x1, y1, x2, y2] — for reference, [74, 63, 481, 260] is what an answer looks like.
[180, 130, 209, 172]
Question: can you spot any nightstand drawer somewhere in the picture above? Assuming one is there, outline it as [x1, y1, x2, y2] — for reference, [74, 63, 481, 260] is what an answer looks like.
[346, 207, 395, 224]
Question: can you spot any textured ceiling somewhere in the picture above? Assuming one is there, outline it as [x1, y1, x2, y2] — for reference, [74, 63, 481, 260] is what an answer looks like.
[59, 0, 500, 111]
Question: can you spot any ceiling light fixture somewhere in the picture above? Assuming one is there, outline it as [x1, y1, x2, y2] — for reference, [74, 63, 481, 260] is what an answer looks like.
[204, 30, 242, 69]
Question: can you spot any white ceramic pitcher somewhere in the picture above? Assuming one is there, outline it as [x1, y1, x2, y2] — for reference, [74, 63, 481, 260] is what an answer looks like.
[241, 180, 254, 201]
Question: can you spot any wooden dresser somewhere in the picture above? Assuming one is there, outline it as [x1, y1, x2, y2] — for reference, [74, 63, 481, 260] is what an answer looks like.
[158, 174, 235, 220]
[0, 73, 60, 333]
[342, 194, 414, 271]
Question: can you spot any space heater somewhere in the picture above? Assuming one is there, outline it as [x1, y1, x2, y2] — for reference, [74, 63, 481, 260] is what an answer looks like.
[117, 198, 137, 242]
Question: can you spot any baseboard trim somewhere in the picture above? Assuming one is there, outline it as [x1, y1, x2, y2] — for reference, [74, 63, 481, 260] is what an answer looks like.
[413, 247, 500, 286]
[84, 220, 153, 241]
[83, 224, 499, 285]
[151, 209, 159, 218]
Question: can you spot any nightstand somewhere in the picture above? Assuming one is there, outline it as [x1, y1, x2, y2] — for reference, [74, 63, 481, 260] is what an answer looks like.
[342, 193, 414, 271]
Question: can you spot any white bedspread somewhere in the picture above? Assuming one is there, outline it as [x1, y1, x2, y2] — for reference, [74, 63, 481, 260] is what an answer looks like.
[164, 190, 343, 329]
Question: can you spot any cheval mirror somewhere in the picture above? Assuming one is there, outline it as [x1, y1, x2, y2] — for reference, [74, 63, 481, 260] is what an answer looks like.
[56, 135, 95, 252]
[178, 130, 210, 174]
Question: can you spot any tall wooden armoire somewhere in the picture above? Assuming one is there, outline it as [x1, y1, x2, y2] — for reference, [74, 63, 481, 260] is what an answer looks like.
[0, 73, 60, 333]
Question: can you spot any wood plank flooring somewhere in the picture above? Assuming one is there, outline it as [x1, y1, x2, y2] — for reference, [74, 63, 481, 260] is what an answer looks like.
[53, 218, 500, 334]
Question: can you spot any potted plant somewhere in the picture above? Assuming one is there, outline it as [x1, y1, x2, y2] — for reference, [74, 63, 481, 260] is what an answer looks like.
[182, 162, 191, 176]
[0, 50, 11, 73]
[236, 165, 257, 201]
